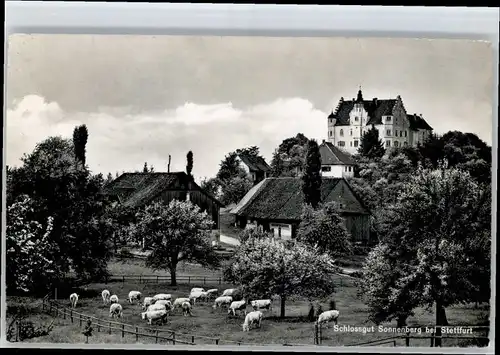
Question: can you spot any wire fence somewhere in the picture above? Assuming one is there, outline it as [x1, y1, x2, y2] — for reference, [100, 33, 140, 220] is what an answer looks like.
[314, 323, 491, 348]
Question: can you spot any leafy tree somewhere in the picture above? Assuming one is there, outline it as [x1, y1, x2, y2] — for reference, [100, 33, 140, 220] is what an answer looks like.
[239, 225, 274, 244]
[143, 162, 149, 173]
[360, 166, 491, 345]
[200, 177, 221, 199]
[269, 149, 285, 177]
[130, 200, 220, 286]
[219, 175, 253, 206]
[297, 202, 353, 257]
[6, 195, 59, 293]
[236, 146, 260, 158]
[270, 133, 309, 177]
[224, 237, 338, 318]
[358, 125, 385, 159]
[72, 124, 89, 167]
[186, 151, 194, 177]
[302, 139, 322, 208]
[216, 152, 243, 182]
[105, 172, 114, 185]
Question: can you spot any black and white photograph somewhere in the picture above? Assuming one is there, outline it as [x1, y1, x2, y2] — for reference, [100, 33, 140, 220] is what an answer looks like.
[4, 33, 495, 348]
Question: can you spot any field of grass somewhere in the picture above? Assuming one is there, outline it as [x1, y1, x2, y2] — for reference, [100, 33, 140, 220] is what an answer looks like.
[6, 258, 490, 347]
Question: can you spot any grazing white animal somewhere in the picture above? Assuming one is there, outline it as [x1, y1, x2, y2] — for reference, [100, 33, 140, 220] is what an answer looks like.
[316, 310, 340, 326]
[147, 303, 167, 312]
[205, 289, 218, 299]
[189, 291, 208, 304]
[221, 288, 235, 297]
[191, 287, 205, 293]
[172, 297, 191, 311]
[153, 293, 172, 301]
[128, 290, 142, 303]
[251, 299, 273, 312]
[101, 290, 111, 305]
[109, 303, 123, 318]
[69, 293, 79, 308]
[228, 299, 247, 316]
[109, 295, 119, 304]
[142, 297, 156, 310]
[242, 311, 263, 331]
[154, 299, 173, 311]
[181, 301, 193, 317]
[141, 309, 169, 325]
[212, 296, 233, 309]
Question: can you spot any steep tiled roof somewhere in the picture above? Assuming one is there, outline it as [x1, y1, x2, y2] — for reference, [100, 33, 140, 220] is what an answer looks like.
[330, 97, 397, 126]
[237, 153, 271, 173]
[320, 141, 356, 165]
[407, 114, 433, 131]
[101, 172, 222, 208]
[231, 177, 369, 221]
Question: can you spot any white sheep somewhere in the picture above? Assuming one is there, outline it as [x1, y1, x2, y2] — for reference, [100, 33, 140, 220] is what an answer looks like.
[69, 293, 79, 308]
[101, 290, 110, 305]
[189, 290, 208, 304]
[154, 299, 174, 311]
[141, 309, 169, 325]
[128, 290, 142, 304]
[251, 299, 272, 313]
[212, 296, 233, 310]
[205, 289, 218, 299]
[142, 296, 156, 310]
[147, 303, 167, 312]
[109, 303, 123, 318]
[172, 297, 191, 312]
[316, 310, 340, 326]
[228, 299, 247, 317]
[242, 310, 263, 331]
[221, 288, 235, 297]
[153, 293, 172, 301]
[109, 295, 119, 304]
[181, 301, 193, 316]
[190, 287, 205, 293]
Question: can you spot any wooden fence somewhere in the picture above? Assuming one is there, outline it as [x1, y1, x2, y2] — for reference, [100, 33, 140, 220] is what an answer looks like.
[314, 323, 490, 347]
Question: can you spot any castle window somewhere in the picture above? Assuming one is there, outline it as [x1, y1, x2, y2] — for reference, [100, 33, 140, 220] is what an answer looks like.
[350, 129, 353, 136]
[338, 141, 345, 147]
[386, 129, 391, 136]
[400, 131, 403, 137]
[330, 119, 333, 123]
[386, 140, 391, 147]
[386, 116, 392, 122]
[395, 129, 398, 136]
[321, 166, 331, 172]
[355, 116, 359, 121]
[329, 130, 332, 137]
[353, 140, 359, 147]
[394, 141, 399, 147]
[340, 129, 344, 137]
[403, 141, 408, 146]
[350, 141, 353, 147]
[405, 130, 407, 137]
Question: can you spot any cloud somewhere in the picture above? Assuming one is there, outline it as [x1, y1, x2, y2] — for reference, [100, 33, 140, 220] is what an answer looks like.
[6, 95, 327, 181]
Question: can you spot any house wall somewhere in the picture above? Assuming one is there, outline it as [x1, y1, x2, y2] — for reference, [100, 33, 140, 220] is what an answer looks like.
[156, 189, 220, 230]
[342, 213, 371, 244]
[269, 222, 293, 240]
[321, 164, 355, 178]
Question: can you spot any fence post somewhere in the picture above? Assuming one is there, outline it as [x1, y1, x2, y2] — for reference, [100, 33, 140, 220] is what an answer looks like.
[139, 275, 142, 284]
[430, 333, 435, 347]
[155, 330, 159, 344]
[122, 324, 125, 338]
[218, 277, 221, 285]
[71, 310, 74, 323]
[109, 322, 112, 334]
[55, 287, 58, 301]
[191, 335, 195, 344]
[319, 325, 322, 345]
[79, 314, 82, 327]
[405, 331, 410, 346]
[136, 327, 139, 341]
[16, 320, 20, 342]
[314, 324, 318, 345]
[64, 309, 66, 320]
[171, 331, 176, 345]
[203, 277, 206, 285]
[98, 323, 100, 332]
[215, 339, 219, 345]
[157, 276, 159, 284]
[122, 276, 125, 284]
[188, 276, 191, 284]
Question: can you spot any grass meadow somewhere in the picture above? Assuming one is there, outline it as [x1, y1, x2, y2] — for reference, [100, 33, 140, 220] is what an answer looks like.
[6, 257, 490, 347]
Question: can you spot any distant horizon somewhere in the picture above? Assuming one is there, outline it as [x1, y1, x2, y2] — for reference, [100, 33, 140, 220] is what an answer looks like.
[6, 35, 494, 181]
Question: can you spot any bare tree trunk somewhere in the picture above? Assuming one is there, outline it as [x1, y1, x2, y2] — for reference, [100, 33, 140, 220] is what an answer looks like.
[170, 266, 177, 286]
[397, 315, 408, 327]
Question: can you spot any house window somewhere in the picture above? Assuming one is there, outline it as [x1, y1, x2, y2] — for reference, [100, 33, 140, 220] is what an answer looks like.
[350, 141, 353, 147]
[386, 140, 391, 147]
[394, 141, 399, 147]
[353, 140, 359, 147]
[340, 129, 344, 136]
[338, 141, 345, 147]
[350, 129, 353, 136]
[348, 166, 352, 172]
[329, 130, 332, 137]
[395, 129, 398, 136]
[355, 116, 359, 122]
[344, 166, 348, 172]
[386, 116, 392, 122]
[400, 131, 403, 137]
[329, 118, 333, 123]
[386, 129, 391, 136]
[321, 166, 331, 172]
[403, 141, 408, 146]
[339, 203, 344, 209]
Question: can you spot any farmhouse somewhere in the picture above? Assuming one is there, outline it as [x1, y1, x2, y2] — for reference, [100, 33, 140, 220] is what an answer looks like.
[230, 177, 371, 244]
[101, 171, 223, 229]
[327, 88, 434, 155]
[319, 140, 356, 178]
[235, 152, 271, 185]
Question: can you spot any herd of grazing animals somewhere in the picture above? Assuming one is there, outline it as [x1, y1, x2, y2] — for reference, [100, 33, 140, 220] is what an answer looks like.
[68, 286, 340, 334]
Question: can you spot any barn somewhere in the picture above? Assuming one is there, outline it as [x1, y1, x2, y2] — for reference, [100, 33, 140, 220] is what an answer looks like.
[101, 172, 222, 230]
[230, 177, 371, 244]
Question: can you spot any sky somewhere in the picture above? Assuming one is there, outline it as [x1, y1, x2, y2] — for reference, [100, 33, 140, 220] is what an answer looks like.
[5, 35, 495, 182]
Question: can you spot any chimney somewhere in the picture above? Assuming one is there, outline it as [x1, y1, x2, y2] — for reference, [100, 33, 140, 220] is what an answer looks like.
[373, 97, 378, 105]
[167, 155, 171, 173]
[322, 139, 326, 144]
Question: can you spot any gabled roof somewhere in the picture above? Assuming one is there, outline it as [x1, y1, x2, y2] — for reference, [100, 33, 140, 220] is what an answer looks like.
[101, 171, 222, 208]
[328, 97, 397, 126]
[230, 177, 369, 221]
[407, 114, 433, 131]
[237, 153, 271, 173]
[320, 141, 356, 165]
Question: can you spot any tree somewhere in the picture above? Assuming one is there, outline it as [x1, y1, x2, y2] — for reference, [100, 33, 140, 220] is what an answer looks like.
[270, 134, 309, 177]
[6, 195, 59, 293]
[105, 173, 114, 185]
[360, 166, 491, 345]
[358, 125, 385, 159]
[216, 152, 243, 182]
[219, 175, 253, 206]
[200, 177, 221, 199]
[269, 149, 285, 177]
[302, 139, 322, 208]
[224, 237, 338, 318]
[72, 124, 89, 167]
[236, 146, 260, 158]
[186, 151, 194, 177]
[297, 202, 353, 257]
[130, 200, 220, 286]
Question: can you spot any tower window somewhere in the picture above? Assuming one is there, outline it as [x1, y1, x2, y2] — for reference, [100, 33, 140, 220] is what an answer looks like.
[404, 131, 407, 137]
[354, 140, 359, 147]
[386, 129, 391, 136]
[340, 129, 344, 137]
[355, 116, 359, 121]
[329, 130, 332, 137]
[386, 140, 391, 147]
[350, 130, 353, 136]
[400, 131, 403, 137]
